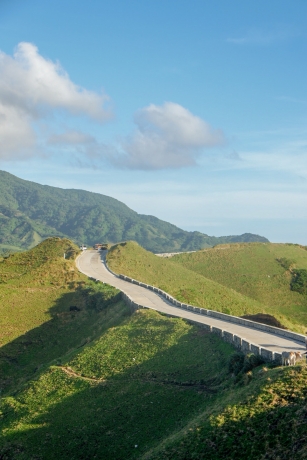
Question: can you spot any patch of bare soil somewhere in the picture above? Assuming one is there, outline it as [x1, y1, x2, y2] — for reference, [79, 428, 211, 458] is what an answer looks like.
[58, 366, 106, 383]
[241, 313, 286, 329]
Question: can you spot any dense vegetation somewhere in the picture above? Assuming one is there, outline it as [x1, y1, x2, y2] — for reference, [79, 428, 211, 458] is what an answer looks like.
[107, 241, 307, 332]
[0, 170, 268, 254]
[2, 238, 307, 459]
[291, 269, 307, 295]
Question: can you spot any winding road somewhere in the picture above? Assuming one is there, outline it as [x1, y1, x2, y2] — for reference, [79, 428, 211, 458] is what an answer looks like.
[76, 250, 305, 354]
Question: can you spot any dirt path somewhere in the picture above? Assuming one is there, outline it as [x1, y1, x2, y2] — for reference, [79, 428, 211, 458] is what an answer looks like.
[58, 366, 106, 383]
[58, 366, 216, 393]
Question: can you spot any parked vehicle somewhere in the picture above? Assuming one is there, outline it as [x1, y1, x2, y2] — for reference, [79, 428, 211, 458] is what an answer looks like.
[94, 243, 109, 250]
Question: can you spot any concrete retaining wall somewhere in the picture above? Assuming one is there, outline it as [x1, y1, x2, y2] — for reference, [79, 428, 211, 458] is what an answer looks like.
[120, 291, 283, 363]
[117, 273, 306, 347]
[102, 257, 302, 364]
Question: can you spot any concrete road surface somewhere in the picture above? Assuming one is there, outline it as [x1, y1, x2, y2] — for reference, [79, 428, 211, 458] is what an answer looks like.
[76, 250, 306, 354]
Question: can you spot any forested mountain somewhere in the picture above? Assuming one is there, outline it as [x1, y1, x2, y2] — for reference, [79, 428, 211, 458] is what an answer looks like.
[0, 170, 269, 253]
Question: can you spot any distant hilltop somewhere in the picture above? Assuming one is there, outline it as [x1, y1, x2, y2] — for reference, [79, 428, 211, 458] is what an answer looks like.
[0, 170, 269, 254]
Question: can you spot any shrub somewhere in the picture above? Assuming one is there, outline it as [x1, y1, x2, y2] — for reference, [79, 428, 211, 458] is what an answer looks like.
[228, 352, 245, 375]
[77, 280, 121, 311]
[276, 257, 296, 270]
[242, 353, 265, 373]
[291, 269, 307, 295]
[229, 352, 265, 376]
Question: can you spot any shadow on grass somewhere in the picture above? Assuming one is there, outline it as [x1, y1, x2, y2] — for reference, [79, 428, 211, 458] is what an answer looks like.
[3, 360, 307, 460]
[0, 283, 128, 394]
[0, 311, 235, 460]
[149, 368, 307, 460]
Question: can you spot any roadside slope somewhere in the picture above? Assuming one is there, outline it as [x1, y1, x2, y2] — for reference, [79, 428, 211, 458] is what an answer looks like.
[77, 249, 306, 352]
[106, 242, 264, 317]
[171, 243, 307, 330]
[106, 241, 307, 332]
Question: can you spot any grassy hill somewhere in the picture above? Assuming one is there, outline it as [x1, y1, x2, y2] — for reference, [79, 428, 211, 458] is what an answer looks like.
[107, 241, 264, 315]
[107, 241, 307, 332]
[1, 239, 307, 459]
[145, 363, 307, 460]
[0, 237, 123, 392]
[171, 243, 307, 330]
[0, 170, 268, 254]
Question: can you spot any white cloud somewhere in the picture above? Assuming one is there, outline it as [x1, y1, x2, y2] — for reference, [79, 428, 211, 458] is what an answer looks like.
[0, 104, 36, 159]
[0, 42, 111, 160]
[47, 128, 116, 166]
[135, 102, 222, 147]
[0, 42, 111, 120]
[117, 102, 224, 170]
[48, 130, 96, 146]
[0, 45, 224, 170]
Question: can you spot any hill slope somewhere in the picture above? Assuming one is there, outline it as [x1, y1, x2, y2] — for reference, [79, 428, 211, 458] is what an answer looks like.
[0, 237, 122, 392]
[107, 242, 263, 314]
[2, 239, 307, 459]
[0, 170, 268, 254]
[107, 241, 307, 332]
[171, 243, 307, 329]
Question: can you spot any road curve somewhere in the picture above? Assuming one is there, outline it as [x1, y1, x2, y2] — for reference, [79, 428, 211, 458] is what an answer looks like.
[76, 250, 305, 354]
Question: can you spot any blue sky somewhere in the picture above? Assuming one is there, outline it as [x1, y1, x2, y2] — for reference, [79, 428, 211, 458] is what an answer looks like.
[0, 0, 306, 244]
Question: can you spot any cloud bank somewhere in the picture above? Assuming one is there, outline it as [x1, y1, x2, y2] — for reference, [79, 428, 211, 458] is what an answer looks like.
[0, 43, 224, 170]
[0, 42, 111, 160]
[118, 102, 225, 169]
[47, 102, 225, 170]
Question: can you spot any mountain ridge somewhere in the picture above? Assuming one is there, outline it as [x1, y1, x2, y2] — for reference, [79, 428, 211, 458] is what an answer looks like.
[0, 170, 269, 253]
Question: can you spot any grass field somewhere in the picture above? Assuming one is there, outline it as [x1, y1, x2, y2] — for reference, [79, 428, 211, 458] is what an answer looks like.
[2, 238, 307, 459]
[171, 243, 307, 331]
[0, 237, 82, 348]
[2, 305, 307, 459]
[107, 241, 307, 332]
[145, 363, 307, 460]
[107, 242, 263, 314]
[0, 238, 122, 393]
[1, 304, 236, 459]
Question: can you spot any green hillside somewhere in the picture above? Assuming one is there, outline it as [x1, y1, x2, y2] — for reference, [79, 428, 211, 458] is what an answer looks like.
[2, 239, 307, 459]
[171, 243, 307, 330]
[0, 170, 268, 254]
[145, 364, 307, 460]
[0, 237, 123, 392]
[107, 241, 307, 332]
[107, 241, 266, 315]
[3, 307, 307, 460]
